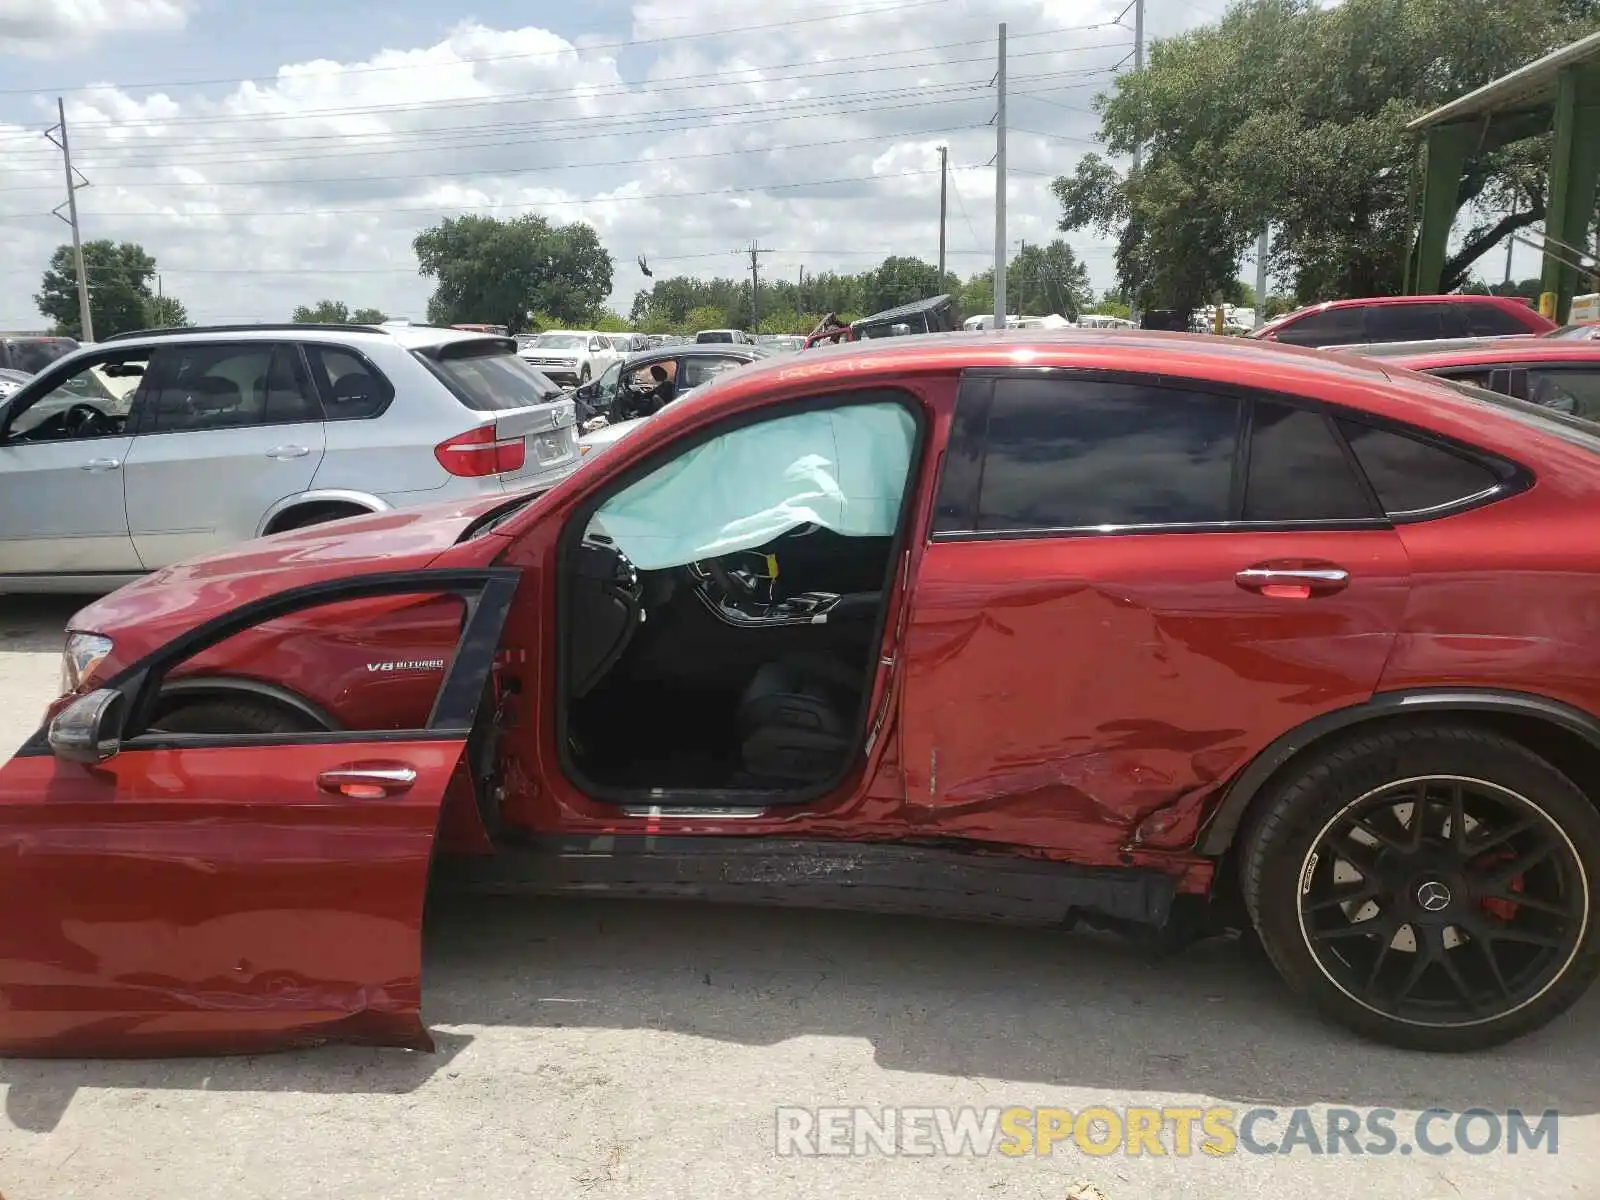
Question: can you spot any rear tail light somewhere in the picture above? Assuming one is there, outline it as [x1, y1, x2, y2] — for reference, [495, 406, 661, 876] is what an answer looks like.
[434, 425, 526, 477]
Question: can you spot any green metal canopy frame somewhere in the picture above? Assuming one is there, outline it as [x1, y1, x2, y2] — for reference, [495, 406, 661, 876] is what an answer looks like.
[1408, 29, 1600, 322]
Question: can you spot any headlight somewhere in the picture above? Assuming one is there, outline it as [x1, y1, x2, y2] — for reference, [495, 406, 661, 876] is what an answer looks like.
[61, 632, 114, 695]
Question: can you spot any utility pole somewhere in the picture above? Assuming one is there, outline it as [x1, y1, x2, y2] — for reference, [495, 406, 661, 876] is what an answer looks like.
[1503, 203, 1517, 289]
[1128, 0, 1145, 328]
[993, 23, 1008, 330]
[1253, 228, 1269, 329]
[1017, 238, 1027, 315]
[746, 240, 770, 331]
[45, 97, 94, 342]
[938, 145, 948, 279]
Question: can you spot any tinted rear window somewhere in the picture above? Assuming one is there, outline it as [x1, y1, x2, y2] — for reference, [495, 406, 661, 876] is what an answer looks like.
[1272, 306, 1368, 347]
[1244, 402, 1373, 521]
[1336, 419, 1500, 515]
[425, 348, 563, 412]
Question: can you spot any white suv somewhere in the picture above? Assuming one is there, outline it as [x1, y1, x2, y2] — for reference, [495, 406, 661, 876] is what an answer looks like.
[517, 330, 621, 387]
[0, 323, 579, 593]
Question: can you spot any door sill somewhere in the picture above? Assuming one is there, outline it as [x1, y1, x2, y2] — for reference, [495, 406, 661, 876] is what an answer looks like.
[436, 834, 1176, 929]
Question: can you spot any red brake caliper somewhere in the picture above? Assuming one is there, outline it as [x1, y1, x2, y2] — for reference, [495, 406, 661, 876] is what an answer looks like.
[1476, 850, 1522, 922]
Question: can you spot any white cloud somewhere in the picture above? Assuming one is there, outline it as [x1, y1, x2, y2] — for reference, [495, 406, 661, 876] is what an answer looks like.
[0, 3, 1220, 328]
[0, 0, 190, 56]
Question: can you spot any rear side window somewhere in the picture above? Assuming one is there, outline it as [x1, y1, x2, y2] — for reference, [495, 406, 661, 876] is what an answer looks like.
[975, 377, 1240, 530]
[1244, 402, 1373, 521]
[144, 343, 320, 433]
[424, 347, 563, 412]
[1273, 306, 1367, 347]
[1336, 419, 1500, 516]
[1460, 303, 1536, 337]
[305, 346, 394, 421]
[680, 356, 744, 390]
[1364, 303, 1453, 343]
[1528, 368, 1600, 420]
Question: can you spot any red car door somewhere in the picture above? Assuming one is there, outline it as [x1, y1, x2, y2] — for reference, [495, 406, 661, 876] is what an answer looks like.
[0, 568, 518, 1057]
[899, 373, 1410, 864]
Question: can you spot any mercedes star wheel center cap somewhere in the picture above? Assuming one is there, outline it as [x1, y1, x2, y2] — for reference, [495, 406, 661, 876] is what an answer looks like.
[1416, 880, 1453, 913]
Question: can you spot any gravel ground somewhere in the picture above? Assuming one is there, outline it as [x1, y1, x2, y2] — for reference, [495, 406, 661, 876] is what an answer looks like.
[1, 594, 1597, 1199]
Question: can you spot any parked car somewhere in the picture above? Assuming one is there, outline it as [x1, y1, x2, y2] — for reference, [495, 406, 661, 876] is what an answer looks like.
[575, 344, 765, 459]
[517, 330, 622, 386]
[1348, 335, 1600, 419]
[0, 333, 78, 374]
[695, 328, 758, 345]
[12, 331, 1600, 1057]
[0, 323, 578, 593]
[0, 368, 29, 400]
[1545, 323, 1600, 341]
[1250, 294, 1555, 348]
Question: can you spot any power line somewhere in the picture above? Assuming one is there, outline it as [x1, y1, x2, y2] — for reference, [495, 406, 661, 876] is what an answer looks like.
[5, 43, 1125, 139]
[0, 123, 991, 195]
[3, 163, 994, 222]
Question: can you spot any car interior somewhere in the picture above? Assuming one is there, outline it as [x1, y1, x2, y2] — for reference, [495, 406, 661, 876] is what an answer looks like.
[3, 355, 149, 442]
[560, 395, 919, 798]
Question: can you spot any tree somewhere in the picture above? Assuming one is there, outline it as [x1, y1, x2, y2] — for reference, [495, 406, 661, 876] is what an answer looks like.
[863, 256, 959, 314]
[413, 214, 613, 335]
[35, 240, 158, 339]
[1009, 241, 1093, 319]
[143, 295, 191, 328]
[1054, 0, 1595, 310]
[293, 299, 351, 323]
[291, 300, 387, 324]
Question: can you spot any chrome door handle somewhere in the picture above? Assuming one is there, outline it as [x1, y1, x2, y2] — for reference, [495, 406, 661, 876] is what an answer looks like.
[317, 764, 417, 797]
[80, 457, 121, 471]
[265, 444, 310, 459]
[1235, 566, 1350, 597]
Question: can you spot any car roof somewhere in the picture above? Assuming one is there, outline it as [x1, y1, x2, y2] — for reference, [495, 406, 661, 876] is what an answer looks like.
[1255, 293, 1533, 337]
[96, 322, 506, 352]
[622, 344, 761, 366]
[1352, 336, 1600, 368]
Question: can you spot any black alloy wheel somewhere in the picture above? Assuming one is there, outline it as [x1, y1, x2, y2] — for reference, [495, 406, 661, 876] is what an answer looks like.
[1242, 724, 1600, 1050]
[1297, 774, 1587, 1029]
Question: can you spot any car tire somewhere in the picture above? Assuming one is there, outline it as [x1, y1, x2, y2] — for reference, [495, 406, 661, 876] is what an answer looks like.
[579, 363, 591, 384]
[1240, 722, 1600, 1051]
[152, 696, 320, 736]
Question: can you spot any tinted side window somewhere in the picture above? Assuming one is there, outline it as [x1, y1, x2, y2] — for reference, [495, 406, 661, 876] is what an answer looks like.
[1528, 368, 1600, 420]
[145, 343, 317, 434]
[976, 377, 1240, 530]
[1244, 402, 1373, 521]
[1337, 419, 1500, 515]
[307, 346, 395, 420]
[1273, 307, 1367, 347]
[1460, 303, 1534, 337]
[1364, 303, 1452, 343]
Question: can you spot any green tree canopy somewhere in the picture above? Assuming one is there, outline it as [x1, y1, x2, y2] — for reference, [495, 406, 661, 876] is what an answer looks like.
[143, 295, 191, 328]
[291, 300, 388, 324]
[414, 214, 613, 334]
[1009, 240, 1093, 319]
[1053, 0, 1597, 311]
[36, 240, 160, 339]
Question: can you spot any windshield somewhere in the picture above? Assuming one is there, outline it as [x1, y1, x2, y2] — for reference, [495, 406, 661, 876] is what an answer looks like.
[426, 348, 563, 411]
[534, 333, 588, 350]
[606, 336, 631, 351]
[1544, 324, 1600, 340]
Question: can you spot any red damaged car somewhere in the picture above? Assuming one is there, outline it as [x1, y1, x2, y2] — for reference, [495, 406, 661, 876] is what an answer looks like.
[8, 329, 1600, 1056]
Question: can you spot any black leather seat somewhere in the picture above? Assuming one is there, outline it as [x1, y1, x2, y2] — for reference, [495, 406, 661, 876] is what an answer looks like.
[737, 655, 865, 785]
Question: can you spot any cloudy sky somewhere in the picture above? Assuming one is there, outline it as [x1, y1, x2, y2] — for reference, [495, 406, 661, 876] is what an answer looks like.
[0, 0, 1239, 329]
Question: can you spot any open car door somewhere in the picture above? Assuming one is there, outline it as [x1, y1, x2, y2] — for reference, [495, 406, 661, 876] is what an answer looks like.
[0, 568, 519, 1057]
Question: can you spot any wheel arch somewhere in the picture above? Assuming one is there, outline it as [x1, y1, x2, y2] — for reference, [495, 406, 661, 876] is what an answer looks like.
[1197, 689, 1600, 857]
[154, 676, 342, 731]
[257, 490, 389, 537]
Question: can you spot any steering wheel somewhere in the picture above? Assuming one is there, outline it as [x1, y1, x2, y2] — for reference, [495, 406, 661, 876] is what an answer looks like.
[703, 555, 763, 604]
[62, 404, 109, 437]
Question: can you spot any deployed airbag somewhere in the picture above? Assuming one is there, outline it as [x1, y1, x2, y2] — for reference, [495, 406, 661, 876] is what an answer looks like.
[591, 401, 916, 571]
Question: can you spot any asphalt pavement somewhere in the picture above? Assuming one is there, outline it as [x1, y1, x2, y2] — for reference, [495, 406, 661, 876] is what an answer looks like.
[1, 595, 1597, 1199]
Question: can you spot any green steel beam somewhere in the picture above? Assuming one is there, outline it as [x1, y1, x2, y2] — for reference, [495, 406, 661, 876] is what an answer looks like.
[1540, 63, 1600, 321]
[1411, 122, 1474, 294]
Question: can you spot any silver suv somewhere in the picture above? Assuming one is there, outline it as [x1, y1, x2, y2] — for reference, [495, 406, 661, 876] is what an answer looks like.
[0, 323, 579, 593]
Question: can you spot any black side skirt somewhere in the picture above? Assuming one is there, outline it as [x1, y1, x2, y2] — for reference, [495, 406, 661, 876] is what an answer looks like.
[435, 836, 1175, 929]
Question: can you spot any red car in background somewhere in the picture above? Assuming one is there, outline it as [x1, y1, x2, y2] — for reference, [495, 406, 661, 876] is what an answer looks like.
[1252, 294, 1556, 347]
[8, 329, 1600, 1058]
[1346, 335, 1600, 419]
